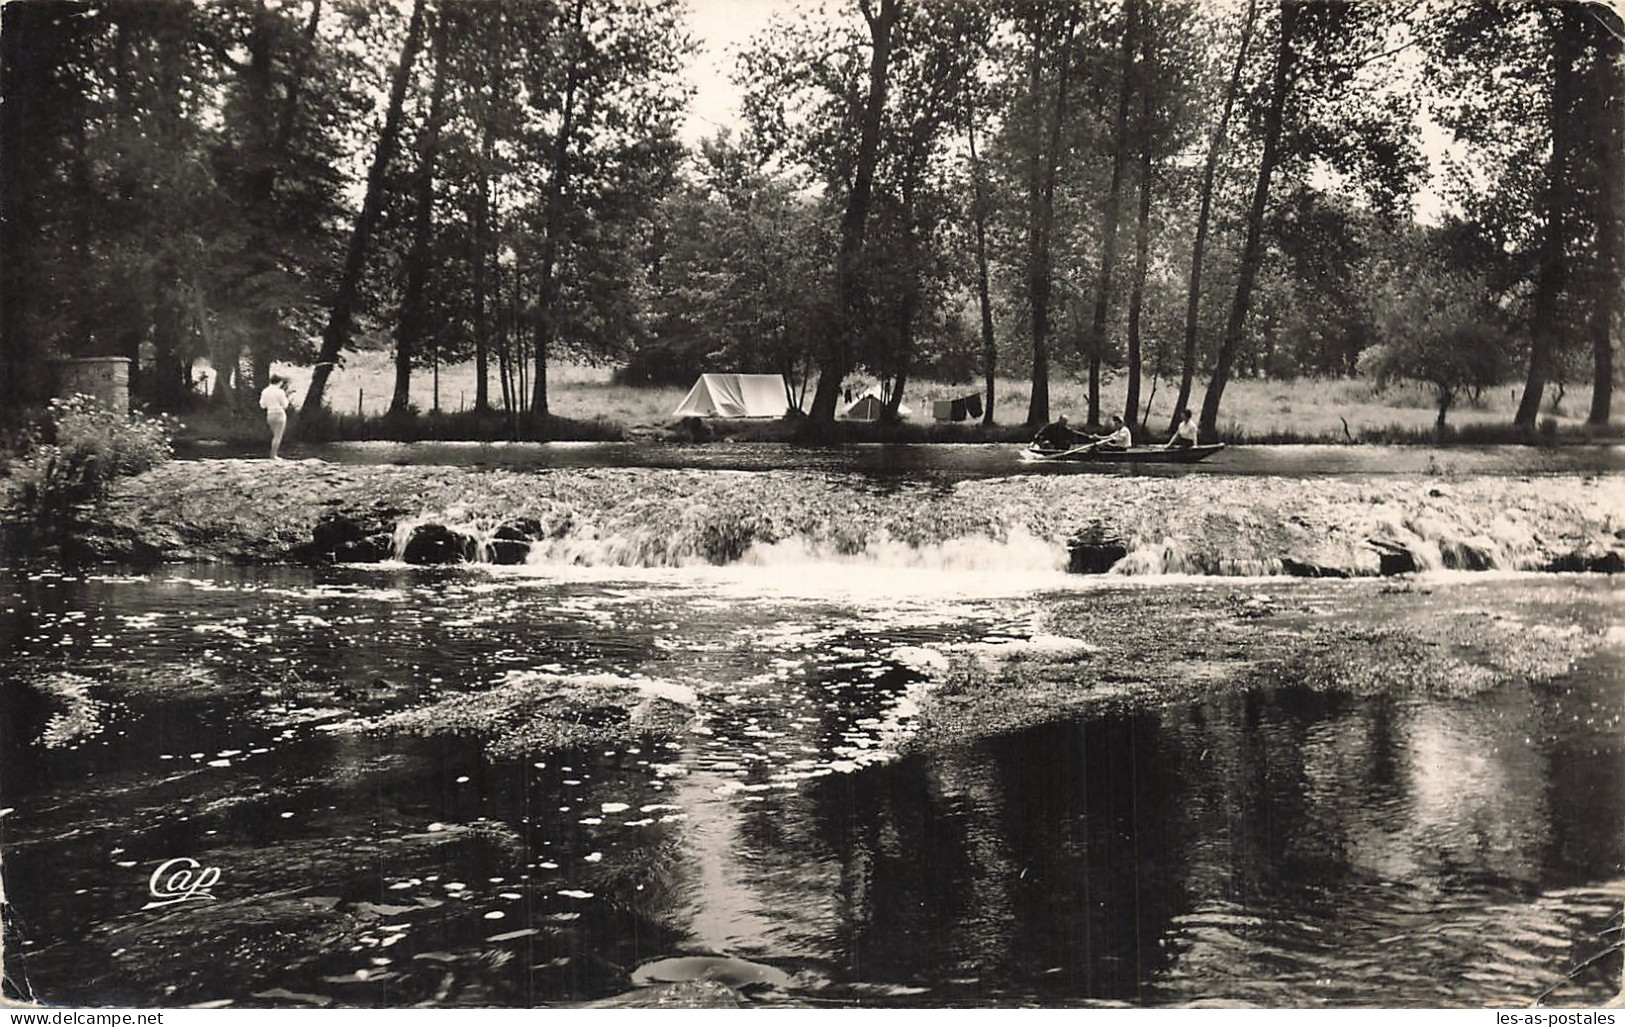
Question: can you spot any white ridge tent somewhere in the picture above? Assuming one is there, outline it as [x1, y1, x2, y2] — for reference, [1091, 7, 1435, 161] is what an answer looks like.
[840, 385, 912, 421]
[672, 373, 790, 418]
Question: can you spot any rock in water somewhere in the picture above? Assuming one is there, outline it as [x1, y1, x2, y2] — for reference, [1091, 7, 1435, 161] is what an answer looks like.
[1067, 522, 1128, 574]
[401, 523, 475, 565]
[1367, 538, 1418, 576]
[630, 955, 792, 992]
[308, 512, 394, 563]
[488, 522, 536, 565]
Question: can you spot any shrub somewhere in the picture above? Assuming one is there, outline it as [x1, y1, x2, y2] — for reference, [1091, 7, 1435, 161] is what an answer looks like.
[10, 395, 177, 523]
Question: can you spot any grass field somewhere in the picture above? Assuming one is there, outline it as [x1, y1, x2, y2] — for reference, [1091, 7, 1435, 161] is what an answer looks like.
[194, 349, 1608, 444]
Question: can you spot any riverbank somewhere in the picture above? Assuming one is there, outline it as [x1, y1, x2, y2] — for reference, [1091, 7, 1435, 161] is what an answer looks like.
[176, 404, 1625, 450]
[173, 355, 1623, 448]
[18, 457, 1623, 578]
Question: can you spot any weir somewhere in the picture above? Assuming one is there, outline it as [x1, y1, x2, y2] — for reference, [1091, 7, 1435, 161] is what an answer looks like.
[368, 470, 1623, 579]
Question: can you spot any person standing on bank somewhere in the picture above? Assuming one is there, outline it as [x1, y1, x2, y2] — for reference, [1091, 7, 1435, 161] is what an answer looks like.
[259, 375, 292, 460]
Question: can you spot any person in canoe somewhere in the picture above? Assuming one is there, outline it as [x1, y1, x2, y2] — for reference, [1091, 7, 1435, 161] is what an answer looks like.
[1166, 409, 1198, 449]
[1091, 415, 1133, 451]
[1032, 414, 1087, 453]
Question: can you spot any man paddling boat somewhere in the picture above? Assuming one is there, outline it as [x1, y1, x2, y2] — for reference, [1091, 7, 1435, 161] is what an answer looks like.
[1091, 415, 1132, 452]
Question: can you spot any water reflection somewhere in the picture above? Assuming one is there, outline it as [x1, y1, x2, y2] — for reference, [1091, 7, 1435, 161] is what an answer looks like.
[1, 566, 1620, 1007]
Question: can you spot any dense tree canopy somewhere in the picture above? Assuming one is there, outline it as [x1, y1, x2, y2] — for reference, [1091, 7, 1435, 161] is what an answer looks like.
[1, 0, 1619, 435]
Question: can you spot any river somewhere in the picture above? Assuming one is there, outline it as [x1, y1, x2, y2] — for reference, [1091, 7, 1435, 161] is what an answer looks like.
[1, 452, 1622, 1008]
[178, 439, 1625, 479]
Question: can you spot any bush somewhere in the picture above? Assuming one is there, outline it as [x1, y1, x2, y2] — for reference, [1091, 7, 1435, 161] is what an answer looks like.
[10, 395, 177, 523]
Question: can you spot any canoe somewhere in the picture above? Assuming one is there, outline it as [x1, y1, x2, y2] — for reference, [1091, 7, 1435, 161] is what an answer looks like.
[1020, 442, 1226, 464]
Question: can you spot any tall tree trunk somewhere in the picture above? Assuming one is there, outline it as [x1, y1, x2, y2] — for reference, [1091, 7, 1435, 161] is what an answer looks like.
[1025, 5, 1077, 427]
[1175, 0, 1256, 434]
[252, 349, 271, 397]
[884, 366, 910, 421]
[225, 0, 322, 397]
[1085, 0, 1139, 428]
[1516, 5, 1578, 428]
[0, 4, 42, 415]
[967, 97, 997, 426]
[151, 266, 189, 410]
[884, 138, 935, 423]
[1123, 161, 1152, 430]
[1024, 23, 1050, 426]
[244, 4, 282, 394]
[107, 22, 147, 400]
[1199, 0, 1296, 441]
[1587, 5, 1621, 427]
[1124, 3, 1156, 429]
[496, 258, 513, 412]
[301, 0, 428, 419]
[810, 0, 901, 423]
[472, 12, 502, 414]
[531, 0, 587, 418]
[391, 7, 453, 415]
[269, 0, 322, 170]
[516, 273, 530, 414]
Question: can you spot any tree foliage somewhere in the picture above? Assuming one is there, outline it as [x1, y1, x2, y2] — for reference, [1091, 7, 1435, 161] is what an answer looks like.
[3, 0, 1619, 436]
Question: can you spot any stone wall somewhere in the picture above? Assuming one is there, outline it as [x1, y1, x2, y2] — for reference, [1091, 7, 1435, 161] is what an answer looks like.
[54, 357, 130, 413]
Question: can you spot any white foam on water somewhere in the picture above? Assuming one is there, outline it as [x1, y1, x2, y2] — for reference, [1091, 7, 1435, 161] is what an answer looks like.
[481, 555, 1075, 603]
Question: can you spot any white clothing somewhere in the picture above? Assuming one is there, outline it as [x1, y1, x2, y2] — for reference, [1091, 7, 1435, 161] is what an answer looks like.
[1174, 419, 1198, 443]
[1100, 425, 1132, 449]
[260, 385, 290, 413]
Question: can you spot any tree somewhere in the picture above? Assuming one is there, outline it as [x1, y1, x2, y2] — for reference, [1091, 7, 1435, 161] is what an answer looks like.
[1583, 4, 1622, 426]
[1513, 4, 1583, 428]
[737, 0, 983, 423]
[1199, 0, 1421, 437]
[1171, 0, 1256, 434]
[1364, 266, 1513, 428]
[302, 0, 428, 420]
[389, 6, 454, 415]
[207, 0, 345, 402]
[465, 5, 508, 413]
[863, 3, 976, 420]
[1, 2, 99, 416]
[511, 0, 687, 418]
[642, 134, 835, 395]
[1121, 0, 1202, 429]
[1198, 0, 1297, 441]
[1013, 3, 1078, 427]
[1081, 0, 1140, 429]
[1429, 1, 1622, 431]
[1, 0, 369, 422]
[800, 0, 903, 423]
[963, 56, 999, 425]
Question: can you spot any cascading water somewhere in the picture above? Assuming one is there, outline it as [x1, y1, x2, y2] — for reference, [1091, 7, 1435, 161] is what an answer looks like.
[366, 470, 1622, 580]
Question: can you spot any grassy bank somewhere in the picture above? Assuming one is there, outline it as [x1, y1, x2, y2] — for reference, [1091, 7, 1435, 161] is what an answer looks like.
[173, 351, 1620, 446]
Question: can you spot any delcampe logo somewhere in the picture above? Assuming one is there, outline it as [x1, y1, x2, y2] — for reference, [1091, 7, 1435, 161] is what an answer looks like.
[142, 857, 222, 910]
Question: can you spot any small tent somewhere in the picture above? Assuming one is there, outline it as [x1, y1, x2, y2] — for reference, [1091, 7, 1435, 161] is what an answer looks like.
[840, 384, 912, 421]
[672, 373, 790, 418]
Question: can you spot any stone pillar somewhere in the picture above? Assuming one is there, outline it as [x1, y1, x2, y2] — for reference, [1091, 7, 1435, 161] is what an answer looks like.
[53, 357, 130, 413]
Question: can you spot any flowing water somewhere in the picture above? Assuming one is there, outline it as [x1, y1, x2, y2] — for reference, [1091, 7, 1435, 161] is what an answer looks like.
[2, 459, 1623, 1008]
